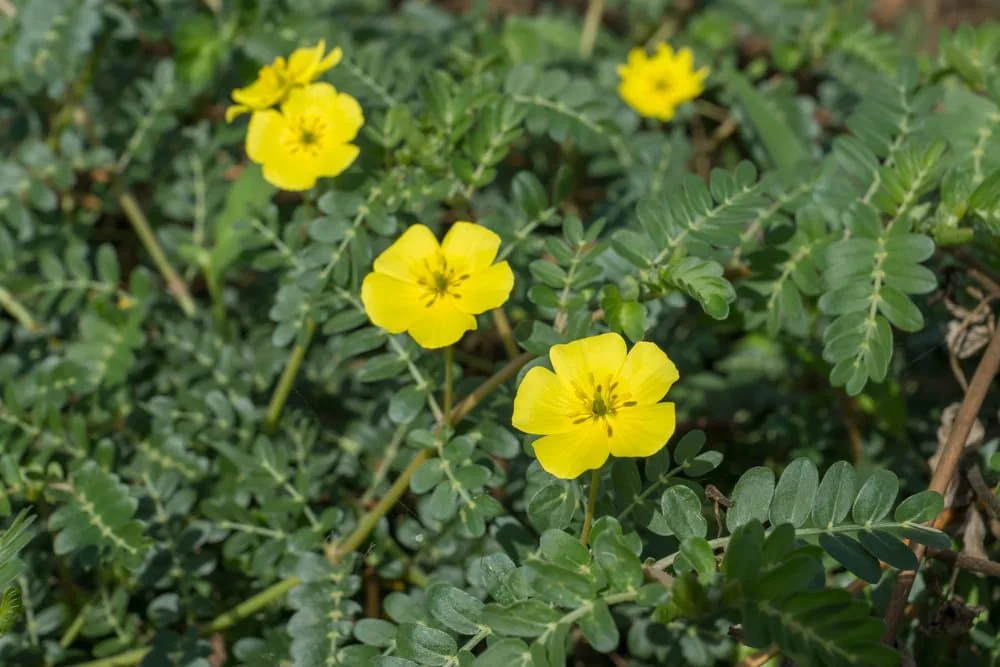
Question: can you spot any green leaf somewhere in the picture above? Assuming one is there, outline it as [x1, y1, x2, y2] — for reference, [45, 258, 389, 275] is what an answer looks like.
[540, 530, 590, 569]
[210, 164, 276, 280]
[354, 619, 398, 648]
[578, 599, 619, 653]
[479, 553, 526, 605]
[473, 639, 533, 667]
[858, 530, 918, 571]
[818, 533, 883, 583]
[395, 623, 458, 666]
[812, 462, 856, 529]
[726, 467, 775, 532]
[592, 529, 643, 591]
[427, 584, 485, 635]
[674, 537, 716, 579]
[673, 430, 706, 464]
[852, 469, 898, 525]
[893, 491, 943, 523]
[727, 71, 810, 169]
[527, 482, 578, 531]
[480, 601, 560, 637]
[660, 486, 707, 540]
[527, 562, 597, 608]
[770, 458, 819, 528]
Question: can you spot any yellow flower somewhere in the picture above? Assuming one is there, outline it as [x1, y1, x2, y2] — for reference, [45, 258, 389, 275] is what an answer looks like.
[361, 222, 515, 349]
[617, 43, 709, 121]
[512, 333, 678, 480]
[245, 83, 363, 191]
[226, 40, 343, 122]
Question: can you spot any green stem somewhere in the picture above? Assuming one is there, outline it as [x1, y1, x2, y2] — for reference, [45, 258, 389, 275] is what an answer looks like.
[118, 192, 196, 318]
[328, 449, 433, 562]
[579, 0, 605, 58]
[327, 353, 535, 564]
[0, 285, 41, 332]
[581, 468, 601, 546]
[68, 577, 303, 667]
[204, 271, 226, 334]
[444, 346, 454, 426]
[203, 576, 301, 633]
[59, 602, 90, 649]
[264, 319, 317, 433]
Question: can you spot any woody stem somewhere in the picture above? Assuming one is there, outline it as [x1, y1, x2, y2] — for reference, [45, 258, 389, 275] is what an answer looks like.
[581, 467, 601, 546]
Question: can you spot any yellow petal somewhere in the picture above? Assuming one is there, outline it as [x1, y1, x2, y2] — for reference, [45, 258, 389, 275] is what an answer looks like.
[286, 41, 325, 82]
[407, 300, 477, 349]
[329, 92, 364, 143]
[372, 225, 440, 282]
[454, 262, 514, 314]
[549, 333, 627, 393]
[225, 104, 250, 123]
[281, 82, 337, 116]
[512, 366, 583, 435]
[616, 341, 679, 405]
[316, 143, 360, 178]
[608, 402, 676, 458]
[261, 162, 319, 191]
[532, 422, 610, 480]
[361, 273, 426, 333]
[245, 110, 285, 164]
[441, 222, 502, 271]
[317, 46, 343, 74]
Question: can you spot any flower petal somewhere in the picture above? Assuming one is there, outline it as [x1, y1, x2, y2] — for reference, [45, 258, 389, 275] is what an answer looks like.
[225, 104, 250, 123]
[441, 222, 502, 271]
[281, 82, 339, 116]
[329, 92, 364, 143]
[286, 42, 326, 83]
[317, 46, 343, 74]
[532, 422, 610, 480]
[454, 262, 514, 314]
[549, 332, 627, 394]
[246, 110, 285, 164]
[372, 225, 440, 282]
[407, 300, 477, 349]
[616, 341, 679, 405]
[317, 143, 360, 179]
[361, 273, 427, 334]
[608, 402, 676, 458]
[512, 366, 583, 435]
[261, 162, 317, 191]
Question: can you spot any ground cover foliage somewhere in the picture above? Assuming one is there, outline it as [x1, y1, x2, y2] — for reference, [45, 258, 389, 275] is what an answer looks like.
[2, 0, 1000, 665]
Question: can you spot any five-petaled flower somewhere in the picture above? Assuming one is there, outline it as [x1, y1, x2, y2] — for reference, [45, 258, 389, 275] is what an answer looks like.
[361, 222, 514, 349]
[617, 43, 708, 121]
[245, 83, 363, 191]
[226, 40, 342, 122]
[512, 333, 678, 480]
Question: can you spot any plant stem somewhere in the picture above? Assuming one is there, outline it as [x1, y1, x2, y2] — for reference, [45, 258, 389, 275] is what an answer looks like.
[0, 285, 41, 332]
[444, 346, 454, 425]
[59, 602, 90, 649]
[883, 319, 1000, 641]
[118, 191, 196, 318]
[581, 468, 601, 545]
[327, 449, 432, 562]
[70, 648, 150, 667]
[264, 319, 316, 433]
[68, 577, 303, 667]
[203, 576, 301, 633]
[451, 352, 535, 423]
[491, 308, 520, 359]
[579, 0, 605, 58]
[326, 352, 535, 564]
[204, 271, 226, 334]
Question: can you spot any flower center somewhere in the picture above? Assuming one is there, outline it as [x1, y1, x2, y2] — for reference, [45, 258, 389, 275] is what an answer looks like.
[653, 77, 671, 92]
[571, 377, 638, 436]
[282, 114, 328, 157]
[415, 255, 470, 307]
